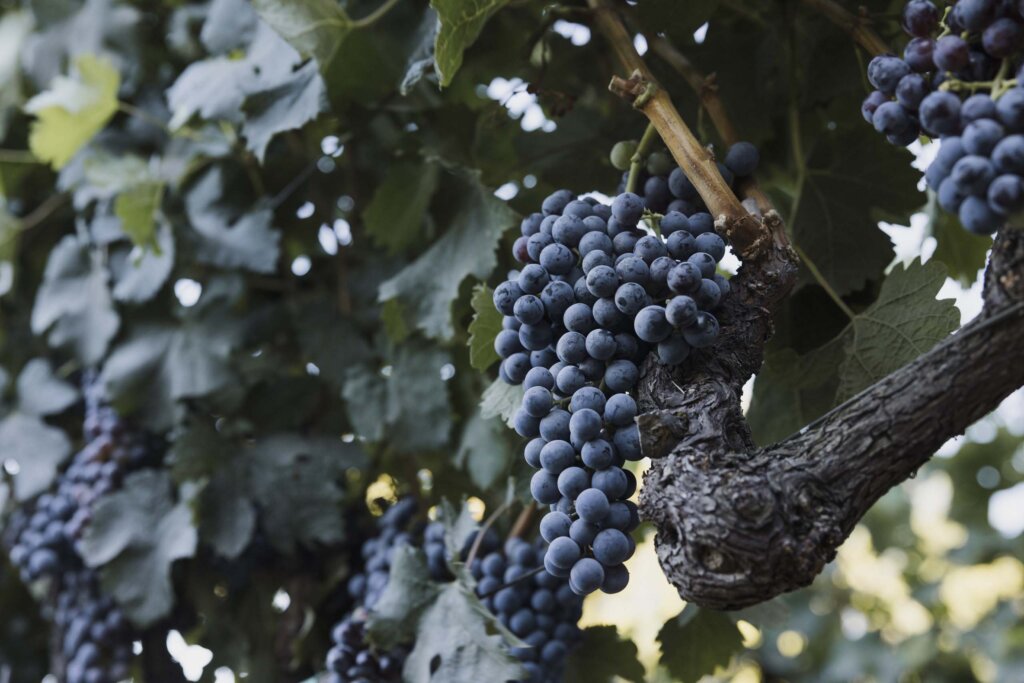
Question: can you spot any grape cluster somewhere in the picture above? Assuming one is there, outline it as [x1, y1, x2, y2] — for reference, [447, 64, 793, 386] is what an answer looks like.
[471, 537, 583, 683]
[4, 377, 147, 683]
[494, 167, 743, 594]
[327, 498, 422, 683]
[862, 0, 1024, 233]
[611, 140, 761, 219]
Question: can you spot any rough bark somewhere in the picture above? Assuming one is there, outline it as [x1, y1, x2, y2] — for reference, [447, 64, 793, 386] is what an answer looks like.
[638, 228, 1024, 610]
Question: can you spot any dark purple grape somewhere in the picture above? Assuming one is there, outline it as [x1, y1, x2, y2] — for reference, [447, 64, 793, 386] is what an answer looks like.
[903, 37, 936, 72]
[901, 0, 940, 37]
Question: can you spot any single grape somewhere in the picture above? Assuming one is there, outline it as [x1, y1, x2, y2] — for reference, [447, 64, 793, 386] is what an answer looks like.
[610, 140, 639, 171]
[867, 55, 911, 94]
[724, 141, 759, 176]
[901, 0, 939, 37]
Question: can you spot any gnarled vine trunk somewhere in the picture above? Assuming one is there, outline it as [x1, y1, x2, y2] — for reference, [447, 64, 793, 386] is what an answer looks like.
[638, 228, 1024, 610]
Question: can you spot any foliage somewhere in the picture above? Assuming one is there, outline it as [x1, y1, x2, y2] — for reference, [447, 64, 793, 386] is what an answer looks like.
[0, 0, 1016, 681]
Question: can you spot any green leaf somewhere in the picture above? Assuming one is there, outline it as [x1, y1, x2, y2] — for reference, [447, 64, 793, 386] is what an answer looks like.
[479, 377, 523, 429]
[79, 470, 197, 627]
[786, 131, 917, 295]
[747, 338, 844, 445]
[242, 60, 327, 161]
[925, 191, 991, 286]
[0, 412, 71, 501]
[113, 180, 164, 249]
[16, 359, 78, 417]
[431, 0, 509, 87]
[100, 315, 242, 431]
[378, 170, 516, 340]
[564, 625, 645, 683]
[185, 167, 281, 273]
[166, 58, 254, 129]
[25, 54, 120, 169]
[400, 8, 440, 95]
[242, 434, 366, 553]
[201, 0, 259, 54]
[30, 235, 120, 365]
[111, 222, 175, 304]
[342, 344, 452, 453]
[468, 283, 501, 371]
[658, 606, 743, 682]
[380, 298, 411, 344]
[749, 260, 958, 441]
[834, 259, 960, 401]
[455, 410, 512, 491]
[251, 0, 352, 68]
[368, 545, 442, 649]
[292, 295, 372, 388]
[403, 582, 526, 683]
[363, 161, 440, 253]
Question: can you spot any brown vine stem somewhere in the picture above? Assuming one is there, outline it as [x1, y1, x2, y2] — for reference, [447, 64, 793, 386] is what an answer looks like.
[799, 0, 891, 56]
[507, 503, 536, 540]
[465, 498, 515, 567]
[643, 33, 779, 221]
[588, 0, 769, 257]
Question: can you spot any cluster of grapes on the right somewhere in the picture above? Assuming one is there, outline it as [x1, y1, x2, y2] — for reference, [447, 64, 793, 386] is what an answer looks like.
[862, 0, 1024, 234]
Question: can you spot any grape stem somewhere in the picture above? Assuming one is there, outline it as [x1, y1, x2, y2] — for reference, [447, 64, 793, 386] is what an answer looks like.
[476, 565, 546, 600]
[625, 123, 660, 194]
[588, 0, 771, 258]
[465, 499, 516, 567]
[798, 0, 890, 56]
[351, 0, 403, 28]
[793, 244, 856, 320]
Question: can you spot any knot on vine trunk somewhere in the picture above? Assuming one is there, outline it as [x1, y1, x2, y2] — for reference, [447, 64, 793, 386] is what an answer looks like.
[640, 449, 847, 610]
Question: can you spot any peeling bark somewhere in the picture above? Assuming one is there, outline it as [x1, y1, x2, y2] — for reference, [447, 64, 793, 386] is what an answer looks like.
[638, 229, 1024, 610]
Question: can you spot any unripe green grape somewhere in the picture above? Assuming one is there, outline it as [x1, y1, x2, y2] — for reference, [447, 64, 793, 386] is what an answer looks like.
[646, 150, 673, 176]
[610, 140, 638, 171]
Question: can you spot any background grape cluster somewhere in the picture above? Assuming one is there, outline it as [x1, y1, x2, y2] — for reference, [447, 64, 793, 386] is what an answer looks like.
[492, 143, 757, 596]
[862, 0, 1024, 233]
[4, 378, 149, 683]
[326, 501, 584, 683]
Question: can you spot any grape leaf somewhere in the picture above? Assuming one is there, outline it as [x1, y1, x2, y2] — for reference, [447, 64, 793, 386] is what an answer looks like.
[400, 8, 440, 94]
[111, 222, 175, 303]
[342, 344, 452, 453]
[363, 161, 440, 253]
[292, 295, 372, 388]
[380, 298, 411, 344]
[201, 0, 259, 54]
[0, 412, 71, 501]
[113, 180, 164, 249]
[184, 166, 281, 273]
[749, 260, 958, 442]
[24, 54, 119, 169]
[15, 359, 78, 417]
[835, 259, 960, 401]
[251, 0, 351, 68]
[431, 0, 509, 87]
[242, 60, 327, 161]
[100, 314, 242, 431]
[455, 410, 512, 490]
[378, 169, 516, 340]
[564, 625, 645, 683]
[747, 338, 844, 445]
[368, 545, 443, 649]
[468, 283, 501, 371]
[243, 434, 366, 553]
[31, 235, 120, 364]
[925, 191, 991, 286]
[480, 377, 522, 429]
[787, 130, 918, 295]
[658, 606, 743, 682]
[79, 470, 197, 627]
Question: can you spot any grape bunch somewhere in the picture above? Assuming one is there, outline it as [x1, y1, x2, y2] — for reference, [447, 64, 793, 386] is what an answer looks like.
[327, 498, 423, 683]
[327, 499, 582, 683]
[494, 167, 742, 594]
[611, 140, 761, 217]
[4, 376, 149, 683]
[862, 0, 1024, 233]
[471, 537, 583, 683]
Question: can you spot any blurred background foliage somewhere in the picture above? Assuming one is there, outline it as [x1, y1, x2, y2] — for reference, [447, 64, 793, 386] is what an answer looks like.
[0, 0, 1019, 680]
